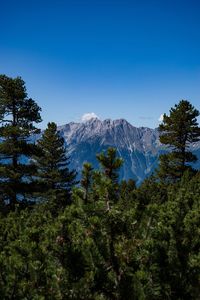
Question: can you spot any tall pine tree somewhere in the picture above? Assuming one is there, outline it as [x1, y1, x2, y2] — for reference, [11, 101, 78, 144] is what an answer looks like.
[96, 147, 123, 208]
[0, 75, 42, 209]
[158, 100, 200, 182]
[34, 122, 76, 210]
[96, 147, 123, 183]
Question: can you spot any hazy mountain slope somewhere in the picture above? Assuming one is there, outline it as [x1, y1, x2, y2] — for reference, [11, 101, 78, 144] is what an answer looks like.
[58, 118, 161, 183]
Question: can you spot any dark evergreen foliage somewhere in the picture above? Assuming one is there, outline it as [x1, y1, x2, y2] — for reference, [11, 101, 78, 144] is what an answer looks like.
[96, 147, 123, 207]
[81, 162, 93, 203]
[34, 122, 77, 209]
[96, 147, 123, 183]
[158, 100, 200, 182]
[0, 75, 42, 209]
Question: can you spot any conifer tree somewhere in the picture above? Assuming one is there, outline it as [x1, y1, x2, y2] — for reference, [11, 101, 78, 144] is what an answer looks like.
[34, 122, 76, 209]
[96, 147, 123, 183]
[120, 179, 136, 199]
[0, 75, 42, 209]
[158, 100, 200, 182]
[96, 147, 123, 206]
[81, 162, 93, 203]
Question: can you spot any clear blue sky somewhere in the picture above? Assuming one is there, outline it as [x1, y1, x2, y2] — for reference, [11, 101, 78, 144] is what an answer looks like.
[1, 0, 200, 128]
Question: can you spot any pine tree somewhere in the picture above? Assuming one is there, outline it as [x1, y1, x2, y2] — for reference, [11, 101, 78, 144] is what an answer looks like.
[34, 122, 76, 209]
[81, 162, 93, 203]
[0, 75, 42, 209]
[95, 147, 123, 208]
[158, 100, 200, 182]
[96, 147, 123, 183]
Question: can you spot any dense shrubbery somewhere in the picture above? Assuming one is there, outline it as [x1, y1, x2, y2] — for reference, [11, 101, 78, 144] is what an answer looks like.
[0, 75, 200, 299]
[0, 168, 200, 299]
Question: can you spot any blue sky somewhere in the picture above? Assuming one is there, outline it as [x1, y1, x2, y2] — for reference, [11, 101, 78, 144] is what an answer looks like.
[1, 0, 200, 128]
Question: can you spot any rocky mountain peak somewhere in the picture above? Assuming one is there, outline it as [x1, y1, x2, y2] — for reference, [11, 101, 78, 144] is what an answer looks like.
[57, 118, 200, 184]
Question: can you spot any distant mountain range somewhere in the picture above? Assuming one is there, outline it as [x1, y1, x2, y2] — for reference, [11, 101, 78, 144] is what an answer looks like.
[58, 118, 200, 184]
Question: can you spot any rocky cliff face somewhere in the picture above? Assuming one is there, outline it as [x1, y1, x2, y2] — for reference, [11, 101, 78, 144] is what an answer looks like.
[57, 119, 156, 183]
[58, 118, 200, 183]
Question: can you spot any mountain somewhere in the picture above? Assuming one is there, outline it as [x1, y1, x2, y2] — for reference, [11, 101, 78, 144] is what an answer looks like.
[57, 118, 200, 184]
[1, 117, 200, 184]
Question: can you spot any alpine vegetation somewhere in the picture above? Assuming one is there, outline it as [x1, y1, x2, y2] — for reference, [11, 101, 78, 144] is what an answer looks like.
[0, 75, 200, 299]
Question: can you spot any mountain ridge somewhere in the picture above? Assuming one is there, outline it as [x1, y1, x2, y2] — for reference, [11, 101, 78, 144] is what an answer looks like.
[57, 117, 200, 183]
[57, 118, 156, 183]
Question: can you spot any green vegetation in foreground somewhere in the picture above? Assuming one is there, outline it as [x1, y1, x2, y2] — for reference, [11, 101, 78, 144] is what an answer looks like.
[0, 75, 200, 299]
